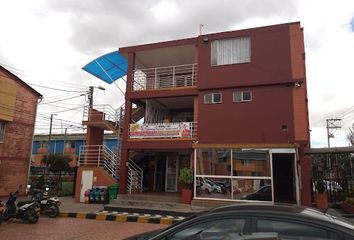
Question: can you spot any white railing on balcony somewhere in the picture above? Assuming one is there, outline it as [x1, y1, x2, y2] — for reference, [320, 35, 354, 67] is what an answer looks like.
[127, 159, 143, 194]
[133, 64, 197, 91]
[83, 105, 119, 124]
[78, 145, 120, 180]
[129, 122, 197, 139]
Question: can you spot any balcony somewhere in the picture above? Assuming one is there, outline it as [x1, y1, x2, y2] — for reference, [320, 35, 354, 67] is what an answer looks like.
[129, 122, 197, 139]
[132, 64, 197, 91]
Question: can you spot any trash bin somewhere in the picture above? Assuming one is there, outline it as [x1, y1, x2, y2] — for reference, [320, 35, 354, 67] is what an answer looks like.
[108, 184, 118, 200]
[89, 189, 95, 203]
[84, 189, 91, 204]
[94, 188, 101, 202]
[100, 188, 108, 203]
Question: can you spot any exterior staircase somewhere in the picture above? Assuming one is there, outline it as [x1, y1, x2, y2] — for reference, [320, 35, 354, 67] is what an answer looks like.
[81, 104, 144, 193]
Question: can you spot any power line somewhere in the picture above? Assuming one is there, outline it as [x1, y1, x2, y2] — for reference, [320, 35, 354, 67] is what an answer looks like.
[40, 94, 85, 105]
[24, 81, 86, 93]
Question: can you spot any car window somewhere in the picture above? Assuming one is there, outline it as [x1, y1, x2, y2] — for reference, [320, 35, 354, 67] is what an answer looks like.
[257, 219, 339, 240]
[165, 218, 246, 240]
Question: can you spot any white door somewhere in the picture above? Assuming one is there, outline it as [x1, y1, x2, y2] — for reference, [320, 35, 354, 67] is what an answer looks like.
[165, 156, 178, 192]
[80, 170, 93, 202]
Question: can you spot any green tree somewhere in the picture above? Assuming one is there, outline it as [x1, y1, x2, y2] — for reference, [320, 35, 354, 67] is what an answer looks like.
[42, 154, 72, 189]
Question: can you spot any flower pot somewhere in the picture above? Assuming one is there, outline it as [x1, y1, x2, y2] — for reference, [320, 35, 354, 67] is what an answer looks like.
[341, 202, 354, 214]
[316, 193, 328, 210]
[181, 189, 192, 204]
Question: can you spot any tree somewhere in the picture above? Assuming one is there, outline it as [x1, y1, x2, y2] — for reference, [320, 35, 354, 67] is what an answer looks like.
[42, 153, 72, 189]
[347, 124, 354, 146]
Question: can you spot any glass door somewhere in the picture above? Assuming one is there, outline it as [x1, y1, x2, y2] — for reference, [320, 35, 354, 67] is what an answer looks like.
[165, 155, 178, 192]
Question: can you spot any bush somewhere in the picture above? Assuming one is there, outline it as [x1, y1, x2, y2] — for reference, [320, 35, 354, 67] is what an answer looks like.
[179, 167, 193, 189]
[315, 178, 325, 194]
[345, 197, 354, 205]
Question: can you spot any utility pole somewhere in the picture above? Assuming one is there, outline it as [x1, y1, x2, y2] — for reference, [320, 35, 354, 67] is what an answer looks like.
[88, 86, 94, 108]
[326, 118, 342, 148]
[326, 118, 341, 178]
[88, 86, 105, 109]
[48, 114, 54, 154]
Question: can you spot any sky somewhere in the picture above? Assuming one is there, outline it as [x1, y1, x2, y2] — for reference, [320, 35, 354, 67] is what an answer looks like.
[0, 0, 353, 148]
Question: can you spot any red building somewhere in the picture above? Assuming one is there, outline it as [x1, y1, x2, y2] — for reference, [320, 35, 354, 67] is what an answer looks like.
[78, 22, 311, 206]
[0, 65, 42, 197]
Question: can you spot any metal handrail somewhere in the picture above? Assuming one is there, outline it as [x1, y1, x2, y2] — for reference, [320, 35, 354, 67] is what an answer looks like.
[83, 105, 119, 124]
[78, 145, 120, 180]
[133, 63, 198, 91]
[127, 159, 143, 194]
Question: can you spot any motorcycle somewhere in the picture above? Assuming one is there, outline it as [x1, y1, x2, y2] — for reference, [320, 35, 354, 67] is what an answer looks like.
[28, 185, 60, 218]
[2, 185, 40, 224]
[0, 200, 4, 225]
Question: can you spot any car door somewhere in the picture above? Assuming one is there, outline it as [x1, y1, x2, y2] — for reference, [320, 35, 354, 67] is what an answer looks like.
[252, 217, 344, 240]
[155, 215, 251, 239]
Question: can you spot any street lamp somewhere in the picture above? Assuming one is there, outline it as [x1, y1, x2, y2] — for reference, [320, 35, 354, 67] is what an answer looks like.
[88, 86, 105, 108]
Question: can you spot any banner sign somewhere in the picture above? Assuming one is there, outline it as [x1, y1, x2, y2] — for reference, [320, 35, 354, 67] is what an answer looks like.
[130, 122, 192, 138]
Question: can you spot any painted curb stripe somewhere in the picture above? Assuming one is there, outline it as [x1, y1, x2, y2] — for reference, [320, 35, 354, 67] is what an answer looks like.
[59, 212, 181, 225]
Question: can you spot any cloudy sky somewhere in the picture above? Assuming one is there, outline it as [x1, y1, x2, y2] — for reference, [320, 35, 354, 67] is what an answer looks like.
[0, 0, 353, 147]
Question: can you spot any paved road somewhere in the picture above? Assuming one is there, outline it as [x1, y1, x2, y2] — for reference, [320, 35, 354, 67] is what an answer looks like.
[0, 217, 167, 240]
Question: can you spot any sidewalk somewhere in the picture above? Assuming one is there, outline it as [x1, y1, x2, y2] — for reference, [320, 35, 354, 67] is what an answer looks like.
[58, 196, 186, 225]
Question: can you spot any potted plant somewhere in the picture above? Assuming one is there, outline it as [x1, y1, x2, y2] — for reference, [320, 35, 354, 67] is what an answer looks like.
[341, 197, 354, 214]
[315, 177, 328, 210]
[179, 167, 193, 204]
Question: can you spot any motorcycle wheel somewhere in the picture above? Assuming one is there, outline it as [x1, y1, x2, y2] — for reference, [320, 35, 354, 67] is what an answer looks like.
[25, 209, 39, 224]
[46, 204, 59, 218]
[2, 210, 9, 221]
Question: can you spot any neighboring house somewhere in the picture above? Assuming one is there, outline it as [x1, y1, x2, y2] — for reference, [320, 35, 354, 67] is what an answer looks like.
[78, 22, 312, 206]
[31, 133, 119, 168]
[0, 65, 42, 197]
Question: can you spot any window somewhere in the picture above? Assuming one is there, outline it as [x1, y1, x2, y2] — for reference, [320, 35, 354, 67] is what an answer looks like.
[0, 121, 6, 142]
[257, 219, 339, 239]
[204, 93, 222, 104]
[168, 218, 246, 239]
[211, 37, 251, 66]
[233, 91, 252, 102]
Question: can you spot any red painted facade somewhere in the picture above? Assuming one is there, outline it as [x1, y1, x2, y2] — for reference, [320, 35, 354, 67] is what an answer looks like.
[116, 22, 311, 205]
[0, 66, 42, 197]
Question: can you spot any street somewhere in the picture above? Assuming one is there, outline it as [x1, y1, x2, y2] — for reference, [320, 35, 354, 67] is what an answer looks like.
[0, 217, 167, 240]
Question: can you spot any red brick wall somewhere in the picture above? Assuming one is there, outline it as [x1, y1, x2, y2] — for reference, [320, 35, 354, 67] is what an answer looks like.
[0, 69, 40, 197]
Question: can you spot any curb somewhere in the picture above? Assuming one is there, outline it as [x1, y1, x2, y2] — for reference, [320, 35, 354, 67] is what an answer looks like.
[59, 212, 182, 225]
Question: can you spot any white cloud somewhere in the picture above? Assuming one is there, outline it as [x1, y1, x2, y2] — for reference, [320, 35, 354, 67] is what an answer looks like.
[0, 0, 353, 146]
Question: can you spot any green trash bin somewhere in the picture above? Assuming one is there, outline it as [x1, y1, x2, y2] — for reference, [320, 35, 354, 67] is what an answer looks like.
[108, 184, 118, 200]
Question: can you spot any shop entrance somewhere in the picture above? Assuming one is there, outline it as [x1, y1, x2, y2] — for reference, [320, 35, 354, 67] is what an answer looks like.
[272, 153, 296, 203]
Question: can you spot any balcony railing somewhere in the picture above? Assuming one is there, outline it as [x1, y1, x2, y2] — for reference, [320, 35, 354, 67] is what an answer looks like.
[129, 122, 197, 139]
[83, 105, 119, 123]
[133, 63, 197, 91]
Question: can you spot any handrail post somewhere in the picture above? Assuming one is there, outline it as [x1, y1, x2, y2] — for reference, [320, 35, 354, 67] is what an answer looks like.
[172, 66, 175, 88]
[154, 68, 157, 89]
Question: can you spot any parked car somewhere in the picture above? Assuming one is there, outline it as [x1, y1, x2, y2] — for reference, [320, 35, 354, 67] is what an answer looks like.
[204, 179, 223, 194]
[125, 204, 354, 240]
[241, 185, 272, 201]
[196, 177, 212, 194]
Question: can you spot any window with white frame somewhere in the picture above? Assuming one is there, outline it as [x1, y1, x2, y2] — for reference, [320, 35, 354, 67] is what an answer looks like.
[204, 93, 222, 104]
[0, 121, 6, 142]
[233, 91, 252, 102]
[211, 37, 251, 66]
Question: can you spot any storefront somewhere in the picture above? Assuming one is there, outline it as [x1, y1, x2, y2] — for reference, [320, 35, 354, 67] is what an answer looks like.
[193, 147, 299, 204]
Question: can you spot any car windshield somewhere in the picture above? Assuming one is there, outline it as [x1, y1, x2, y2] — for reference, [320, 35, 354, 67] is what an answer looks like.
[302, 208, 354, 230]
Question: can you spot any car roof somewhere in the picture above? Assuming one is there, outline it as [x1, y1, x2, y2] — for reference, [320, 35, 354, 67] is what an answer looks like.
[205, 203, 354, 230]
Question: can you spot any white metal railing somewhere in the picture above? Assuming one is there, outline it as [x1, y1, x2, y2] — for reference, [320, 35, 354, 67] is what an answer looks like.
[129, 121, 197, 139]
[78, 145, 120, 180]
[127, 159, 143, 194]
[133, 64, 197, 91]
[83, 105, 119, 125]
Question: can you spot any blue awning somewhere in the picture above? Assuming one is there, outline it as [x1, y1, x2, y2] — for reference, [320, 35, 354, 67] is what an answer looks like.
[82, 51, 127, 84]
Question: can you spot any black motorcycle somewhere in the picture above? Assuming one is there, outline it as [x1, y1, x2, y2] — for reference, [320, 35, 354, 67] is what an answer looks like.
[28, 185, 60, 218]
[0, 200, 4, 225]
[2, 186, 40, 224]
